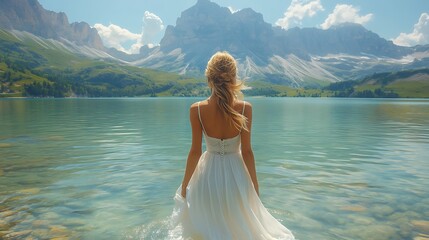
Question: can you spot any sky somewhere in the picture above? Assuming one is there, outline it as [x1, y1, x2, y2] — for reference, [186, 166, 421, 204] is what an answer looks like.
[38, 0, 429, 54]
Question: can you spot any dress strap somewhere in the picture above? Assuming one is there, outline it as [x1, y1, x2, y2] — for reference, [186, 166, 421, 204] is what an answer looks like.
[242, 101, 246, 115]
[239, 101, 246, 133]
[197, 101, 207, 134]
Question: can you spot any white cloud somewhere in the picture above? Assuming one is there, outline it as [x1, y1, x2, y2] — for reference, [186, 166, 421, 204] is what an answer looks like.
[321, 4, 373, 29]
[141, 11, 164, 47]
[228, 6, 240, 14]
[275, 0, 324, 29]
[94, 23, 142, 54]
[393, 13, 429, 46]
[94, 11, 164, 54]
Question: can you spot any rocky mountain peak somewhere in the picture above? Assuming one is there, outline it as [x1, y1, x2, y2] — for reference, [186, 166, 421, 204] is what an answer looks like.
[0, 0, 104, 50]
[159, 0, 274, 66]
[233, 8, 263, 22]
[174, 0, 232, 31]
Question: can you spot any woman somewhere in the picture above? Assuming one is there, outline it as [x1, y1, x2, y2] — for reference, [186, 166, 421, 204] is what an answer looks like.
[171, 51, 295, 240]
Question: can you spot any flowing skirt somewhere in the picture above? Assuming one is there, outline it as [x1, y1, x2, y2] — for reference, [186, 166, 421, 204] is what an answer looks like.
[170, 151, 295, 240]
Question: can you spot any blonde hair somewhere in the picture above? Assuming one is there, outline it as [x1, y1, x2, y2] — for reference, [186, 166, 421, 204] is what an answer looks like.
[205, 51, 248, 131]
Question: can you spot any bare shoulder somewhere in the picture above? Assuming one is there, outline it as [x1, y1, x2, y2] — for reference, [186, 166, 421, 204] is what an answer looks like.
[190, 101, 199, 109]
[189, 102, 200, 116]
[242, 100, 252, 108]
[190, 99, 209, 109]
[236, 100, 251, 107]
[242, 100, 252, 112]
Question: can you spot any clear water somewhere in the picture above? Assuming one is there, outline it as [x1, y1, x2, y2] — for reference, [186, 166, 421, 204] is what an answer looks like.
[0, 98, 428, 240]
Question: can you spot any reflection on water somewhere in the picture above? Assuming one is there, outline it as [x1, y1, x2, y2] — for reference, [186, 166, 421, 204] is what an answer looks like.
[0, 98, 429, 239]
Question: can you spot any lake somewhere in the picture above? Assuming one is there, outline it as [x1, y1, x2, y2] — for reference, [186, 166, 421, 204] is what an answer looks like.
[1, 97, 428, 239]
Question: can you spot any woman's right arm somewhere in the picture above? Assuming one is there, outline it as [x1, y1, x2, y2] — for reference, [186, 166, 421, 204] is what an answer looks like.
[240, 103, 259, 195]
[181, 104, 203, 198]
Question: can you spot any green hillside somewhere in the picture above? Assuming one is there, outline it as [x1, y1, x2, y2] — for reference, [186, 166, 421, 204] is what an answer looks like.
[324, 68, 429, 98]
[242, 69, 429, 98]
[356, 69, 429, 98]
[0, 29, 207, 97]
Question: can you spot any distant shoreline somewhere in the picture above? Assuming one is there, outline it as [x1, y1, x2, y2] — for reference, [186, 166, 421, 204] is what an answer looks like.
[1, 95, 428, 100]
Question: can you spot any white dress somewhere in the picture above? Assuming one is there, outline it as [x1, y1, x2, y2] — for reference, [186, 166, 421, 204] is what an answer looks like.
[170, 102, 295, 240]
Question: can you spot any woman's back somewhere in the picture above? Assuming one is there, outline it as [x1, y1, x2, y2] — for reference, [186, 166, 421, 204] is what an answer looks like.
[197, 98, 246, 140]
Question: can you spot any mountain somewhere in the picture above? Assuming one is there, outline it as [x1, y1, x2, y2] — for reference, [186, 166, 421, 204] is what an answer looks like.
[129, 0, 429, 87]
[0, 0, 104, 50]
[276, 23, 411, 58]
[160, 1, 274, 65]
[160, 1, 408, 61]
